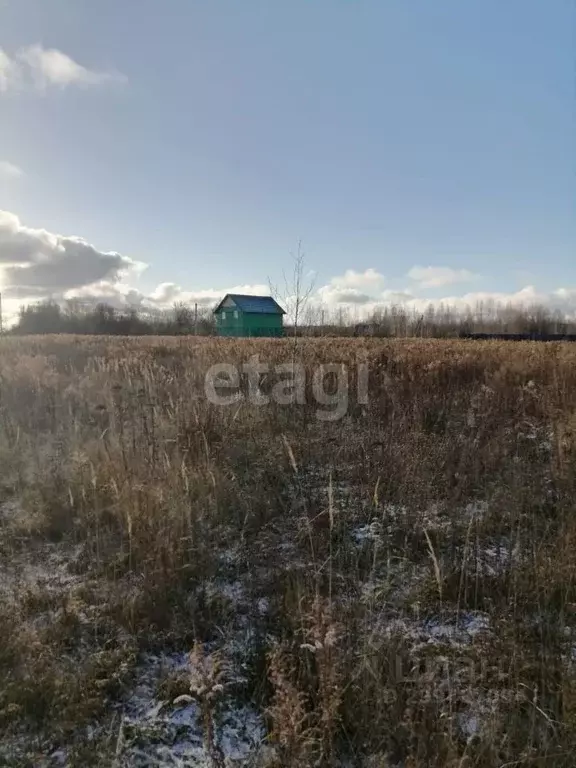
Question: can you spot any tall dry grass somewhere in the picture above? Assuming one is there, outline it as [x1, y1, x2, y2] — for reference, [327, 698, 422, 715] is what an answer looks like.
[1, 335, 576, 765]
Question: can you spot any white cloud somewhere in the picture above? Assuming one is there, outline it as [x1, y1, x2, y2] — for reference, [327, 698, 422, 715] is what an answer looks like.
[329, 268, 385, 290]
[407, 265, 480, 288]
[317, 285, 373, 305]
[554, 288, 576, 302]
[63, 280, 273, 313]
[316, 268, 385, 307]
[0, 210, 142, 299]
[148, 283, 183, 304]
[63, 281, 146, 310]
[0, 49, 17, 92]
[0, 161, 23, 179]
[0, 45, 125, 92]
[381, 290, 415, 303]
[147, 282, 271, 308]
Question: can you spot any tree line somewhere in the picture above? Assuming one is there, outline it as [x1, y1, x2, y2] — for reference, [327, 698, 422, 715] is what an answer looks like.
[8, 300, 216, 336]
[5, 297, 576, 339]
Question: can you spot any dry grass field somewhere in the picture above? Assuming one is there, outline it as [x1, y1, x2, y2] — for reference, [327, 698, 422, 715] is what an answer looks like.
[2, 335, 576, 767]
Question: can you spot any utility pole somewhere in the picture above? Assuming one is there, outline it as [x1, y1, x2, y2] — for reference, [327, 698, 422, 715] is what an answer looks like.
[194, 302, 198, 335]
[0, 292, 3, 335]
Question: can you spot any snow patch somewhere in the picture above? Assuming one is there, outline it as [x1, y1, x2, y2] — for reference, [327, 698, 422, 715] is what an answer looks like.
[118, 652, 266, 766]
[381, 611, 491, 647]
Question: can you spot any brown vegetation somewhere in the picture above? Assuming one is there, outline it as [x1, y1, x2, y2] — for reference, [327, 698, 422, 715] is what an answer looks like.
[2, 335, 576, 766]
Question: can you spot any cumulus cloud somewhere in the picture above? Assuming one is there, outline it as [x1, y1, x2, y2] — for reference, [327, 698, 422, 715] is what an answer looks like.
[317, 285, 373, 305]
[0, 49, 17, 92]
[147, 282, 271, 308]
[0, 45, 125, 92]
[381, 290, 415, 303]
[329, 268, 385, 290]
[0, 161, 23, 179]
[407, 265, 480, 288]
[316, 268, 385, 306]
[0, 210, 142, 299]
[63, 281, 146, 310]
[63, 279, 272, 313]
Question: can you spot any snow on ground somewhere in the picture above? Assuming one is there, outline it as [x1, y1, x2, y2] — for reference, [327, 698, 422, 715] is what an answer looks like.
[0, 500, 86, 605]
[474, 538, 521, 576]
[350, 500, 490, 546]
[0, 483, 548, 762]
[117, 652, 267, 767]
[0, 542, 84, 598]
[0, 499, 22, 524]
[205, 578, 246, 606]
[377, 611, 492, 647]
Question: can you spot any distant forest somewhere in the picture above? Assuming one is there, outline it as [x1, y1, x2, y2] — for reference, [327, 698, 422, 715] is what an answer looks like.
[9, 301, 216, 336]
[5, 298, 576, 338]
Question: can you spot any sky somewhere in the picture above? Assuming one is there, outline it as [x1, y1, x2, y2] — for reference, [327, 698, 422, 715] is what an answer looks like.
[0, 0, 575, 322]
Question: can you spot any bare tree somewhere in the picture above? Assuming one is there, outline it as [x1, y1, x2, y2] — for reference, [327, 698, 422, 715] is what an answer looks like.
[173, 302, 194, 333]
[269, 241, 316, 344]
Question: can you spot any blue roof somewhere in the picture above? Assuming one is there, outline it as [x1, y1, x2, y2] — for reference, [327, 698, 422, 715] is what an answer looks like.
[214, 294, 286, 314]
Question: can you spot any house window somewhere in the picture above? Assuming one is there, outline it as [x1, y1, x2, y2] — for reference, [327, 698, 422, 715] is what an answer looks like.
[222, 311, 226, 320]
[234, 310, 239, 319]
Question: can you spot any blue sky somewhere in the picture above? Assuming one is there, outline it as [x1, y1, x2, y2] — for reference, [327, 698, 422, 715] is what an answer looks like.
[0, 0, 574, 319]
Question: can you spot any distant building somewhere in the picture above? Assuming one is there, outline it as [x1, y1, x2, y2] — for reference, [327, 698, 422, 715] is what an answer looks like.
[213, 294, 286, 337]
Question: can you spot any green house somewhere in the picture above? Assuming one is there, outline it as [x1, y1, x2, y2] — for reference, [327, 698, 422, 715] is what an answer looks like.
[213, 294, 286, 337]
